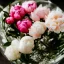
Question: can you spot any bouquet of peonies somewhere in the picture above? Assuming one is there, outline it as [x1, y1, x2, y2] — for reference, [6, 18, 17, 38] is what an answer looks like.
[0, 0, 64, 64]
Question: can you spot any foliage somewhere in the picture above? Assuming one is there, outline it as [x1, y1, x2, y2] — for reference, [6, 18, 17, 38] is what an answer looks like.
[0, 0, 64, 64]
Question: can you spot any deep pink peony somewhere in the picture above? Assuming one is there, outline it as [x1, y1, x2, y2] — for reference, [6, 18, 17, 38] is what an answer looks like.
[17, 19, 32, 33]
[22, 1, 37, 13]
[10, 5, 26, 20]
[6, 17, 14, 24]
[14, 11, 21, 20]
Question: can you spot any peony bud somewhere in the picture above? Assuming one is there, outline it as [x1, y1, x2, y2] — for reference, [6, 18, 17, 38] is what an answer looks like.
[6, 17, 14, 24]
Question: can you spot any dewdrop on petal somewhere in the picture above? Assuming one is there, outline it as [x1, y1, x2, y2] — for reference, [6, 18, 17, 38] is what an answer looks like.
[4, 45, 21, 61]
[19, 36, 34, 54]
[29, 21, 46, 39]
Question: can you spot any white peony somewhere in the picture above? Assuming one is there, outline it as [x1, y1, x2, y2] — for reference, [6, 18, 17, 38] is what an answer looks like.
[29, 21, 46, 39]
[19, 36, 34, 54]
[45, 9, 64, 33]
[4, 45, 21, 61]
[11, 39, 20, 50]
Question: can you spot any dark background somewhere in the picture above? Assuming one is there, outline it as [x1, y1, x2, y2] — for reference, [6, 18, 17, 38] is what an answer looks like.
[0, 0, 64, 64]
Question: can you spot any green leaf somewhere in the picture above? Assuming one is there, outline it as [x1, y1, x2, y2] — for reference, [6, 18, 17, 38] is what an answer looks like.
[3, 11, 9, 17]
[3, 42, 11, 46]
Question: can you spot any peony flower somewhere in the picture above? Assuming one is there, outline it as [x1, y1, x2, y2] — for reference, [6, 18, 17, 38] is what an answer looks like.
[45, 9, 64, 33]
[16, 18, 32, 33]
[4, 45, 21, 60]
[29, 21, 46, 39]
[10, 4, 26, 20]
[22, 1, 37, 13]
[6, 17, 14, 24]
[19, 36, 34, 54]
[11, 39, 20, 50]
[30, 4, 50, 21]
[31, 12, 40, 21]
[13, 11, 21, 20]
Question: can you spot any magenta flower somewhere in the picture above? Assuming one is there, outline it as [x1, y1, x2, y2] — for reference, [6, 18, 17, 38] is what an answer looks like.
[14, 11, 21, 20]
[10, 5, 26, 20]
[6, 17, 14, 24]
[17, 18, 32, 33]
[22, 1, 37, 14]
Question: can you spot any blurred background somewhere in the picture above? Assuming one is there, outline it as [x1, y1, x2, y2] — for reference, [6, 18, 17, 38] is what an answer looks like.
[0, 0, 64, 64]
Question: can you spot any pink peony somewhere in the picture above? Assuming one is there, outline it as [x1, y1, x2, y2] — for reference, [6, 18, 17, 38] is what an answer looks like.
[30, 4, 50, 21]
[14, 11, 21, 20]
[22, 1, 37, 13]
[17, 18, 32, 33]
[31, 12, 40, 21]
[10, 5, 26, 20]
[6, 17, 14, 24]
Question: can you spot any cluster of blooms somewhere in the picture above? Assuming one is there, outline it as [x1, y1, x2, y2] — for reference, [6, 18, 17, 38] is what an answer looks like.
[5, 36, 34, 60]
[4, 0, 64, 61]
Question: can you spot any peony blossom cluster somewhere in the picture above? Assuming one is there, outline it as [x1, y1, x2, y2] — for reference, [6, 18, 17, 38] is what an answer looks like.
[6, 1, 37, 24]
[5, 1, 50, 33]
[4, 36, 34, 60]
[4, 39, 21, 60]
[9, 4, 26, 20]
[5, 1, 37, 33]
[4, 0, 64, 61]
[6, 4, 26, 24]
[45, 9, 64, 33]
[30, 4, 50, 21]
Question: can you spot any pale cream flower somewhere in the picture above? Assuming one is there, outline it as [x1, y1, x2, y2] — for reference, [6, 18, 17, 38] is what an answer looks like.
[4, 45, 21, 61]
[11, 39, 20, 50]
[45, 9, 64, 33]
[29, 21, 46, 39]
[19, 36, 34, 54]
